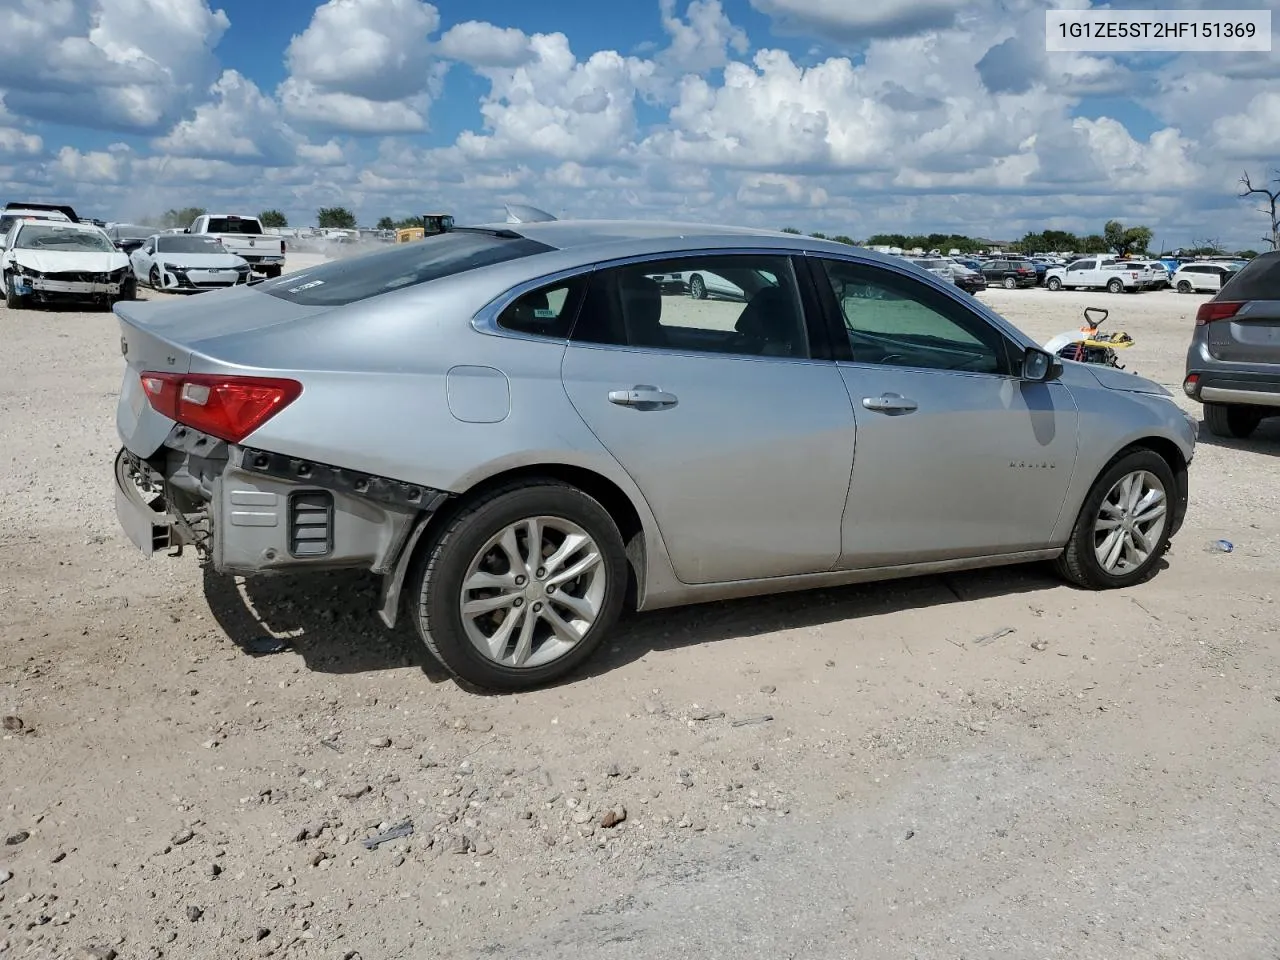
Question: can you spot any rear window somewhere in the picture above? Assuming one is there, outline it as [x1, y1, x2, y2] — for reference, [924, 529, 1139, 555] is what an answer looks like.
[259, 229, 553, 307]
[1218, 252, 1280, 301]
[207, 217, 264, 234]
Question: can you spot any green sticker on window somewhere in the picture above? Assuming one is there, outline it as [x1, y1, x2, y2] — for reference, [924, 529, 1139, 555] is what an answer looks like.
[533, 308, 556, 318]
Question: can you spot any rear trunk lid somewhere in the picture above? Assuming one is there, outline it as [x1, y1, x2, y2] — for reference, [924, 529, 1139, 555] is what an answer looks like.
[114, 287, 332, 457]
[1206, 253, 1280, 364]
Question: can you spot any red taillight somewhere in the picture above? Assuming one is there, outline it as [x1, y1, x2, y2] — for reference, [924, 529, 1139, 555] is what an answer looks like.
[1196, 301, 1243, 325]
[140, 372, 302, 443]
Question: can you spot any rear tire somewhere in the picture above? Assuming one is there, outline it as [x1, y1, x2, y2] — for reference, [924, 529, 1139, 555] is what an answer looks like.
[4, 273, 24, 310]
[689, 274, 707, 300]
[1046, 276, 1062, 291]
[1054, 449, 1176, 590]
[1107, 278, 1124, 294]
[263, 266, 282, 279]
[1176, 280, 1192, 293]
[1002, 276, 1016, 289]
[410, 480, 629, 691]
[1203, 402, 1262, 439]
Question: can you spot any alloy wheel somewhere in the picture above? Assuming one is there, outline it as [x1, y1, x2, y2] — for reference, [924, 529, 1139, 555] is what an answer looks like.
[459, 515, 607, 669]
[1093, 470, 1168, 575]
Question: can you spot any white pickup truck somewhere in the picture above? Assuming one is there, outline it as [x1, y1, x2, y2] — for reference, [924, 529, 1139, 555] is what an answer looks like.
[185, 214, 285, 278]
[1044, 256, 1149, 293]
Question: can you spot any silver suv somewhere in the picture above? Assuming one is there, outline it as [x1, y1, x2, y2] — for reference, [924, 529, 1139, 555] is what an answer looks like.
[1183, 251, 1280, 438]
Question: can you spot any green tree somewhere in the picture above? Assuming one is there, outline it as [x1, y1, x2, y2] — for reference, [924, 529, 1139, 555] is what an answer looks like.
[780, 226, 801, 234]
[259, 209, 288, 228]
[1082, 234, 1110, 254]
[809, 231, 828, 239]
[376, 216, 396, 231]
[1103, 219, 1153, 256]
[159, 207, 206, 230]
[1236, 249, 1259, 259]
[829, 235, 856, 245]
[317, 206, 357, 229]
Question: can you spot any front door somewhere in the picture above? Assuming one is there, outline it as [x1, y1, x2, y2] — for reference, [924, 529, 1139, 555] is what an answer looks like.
[561, 253, 855, 584]
[813, 257, 1079, 569]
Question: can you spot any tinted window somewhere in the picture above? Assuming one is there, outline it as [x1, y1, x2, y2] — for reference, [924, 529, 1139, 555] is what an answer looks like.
[260, 230, 553, 307]
[819, 259, 1010, 375]
[572, 255, 809, 359]
[206, 217, 265, 234]
[157, 235, 227, 254]
[1219, 252, 1279, 300]
[497, 276, 586, 338]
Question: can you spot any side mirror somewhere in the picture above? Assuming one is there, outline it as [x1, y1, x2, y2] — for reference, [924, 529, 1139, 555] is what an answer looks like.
[1022, 347, 1062, 382]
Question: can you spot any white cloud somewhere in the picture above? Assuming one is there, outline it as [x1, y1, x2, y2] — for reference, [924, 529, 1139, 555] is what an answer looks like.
[658, 0, 748, 72]
[456, 33, 655, 162]
[437, 21, 534, 67]
[154, 71, 295, 163]
[0, 0, 229, 132]
[4, 0, 1278, 248]
[280, 0, 444, 132]
[1209, 91, 1280, 161]
[0, 127, 42, 156]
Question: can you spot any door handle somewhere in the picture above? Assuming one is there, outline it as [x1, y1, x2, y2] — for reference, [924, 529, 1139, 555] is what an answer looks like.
[862, 393, 918, 414]
[608, 385, 678, 409]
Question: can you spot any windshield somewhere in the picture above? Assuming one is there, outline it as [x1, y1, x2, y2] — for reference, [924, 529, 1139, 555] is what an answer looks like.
[157, 235, 227, 254]
[207, 217, 264, 234]
[261, 229, 554, 307]
[15, 224, 114, 253]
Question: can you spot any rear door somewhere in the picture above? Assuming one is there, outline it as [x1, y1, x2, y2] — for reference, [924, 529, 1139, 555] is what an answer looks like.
[1208, 253, 1280, 364]
[561, 252, 855, 584]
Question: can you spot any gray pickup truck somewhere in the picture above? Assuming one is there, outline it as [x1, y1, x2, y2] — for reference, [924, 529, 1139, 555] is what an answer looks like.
[186, 214, 285, 278]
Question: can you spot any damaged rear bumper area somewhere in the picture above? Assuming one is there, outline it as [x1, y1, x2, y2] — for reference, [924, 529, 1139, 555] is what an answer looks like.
[114, 430, 450, 624]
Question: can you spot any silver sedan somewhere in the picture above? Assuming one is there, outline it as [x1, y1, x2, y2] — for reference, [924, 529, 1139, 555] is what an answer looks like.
[112, 220, 1196, 690]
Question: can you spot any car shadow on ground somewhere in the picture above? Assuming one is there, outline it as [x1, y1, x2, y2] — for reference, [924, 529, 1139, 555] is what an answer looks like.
[201, 560, 1070, 689]
[1196, 418, 1280, 458]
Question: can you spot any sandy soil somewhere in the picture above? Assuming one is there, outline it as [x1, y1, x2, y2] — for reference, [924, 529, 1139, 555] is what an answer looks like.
[2, 275, 1279, 960]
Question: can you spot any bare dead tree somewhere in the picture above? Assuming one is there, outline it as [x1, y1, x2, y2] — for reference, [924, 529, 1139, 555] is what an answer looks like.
[1239, 169, 1280, 251]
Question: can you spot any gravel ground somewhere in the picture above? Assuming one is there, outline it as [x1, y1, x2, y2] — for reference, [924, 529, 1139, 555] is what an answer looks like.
[1, 272, 1279, 960]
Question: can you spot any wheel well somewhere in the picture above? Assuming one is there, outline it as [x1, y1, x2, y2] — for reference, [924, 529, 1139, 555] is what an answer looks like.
[426, 464, 647, 611]
[1115, 436, 1190, 533]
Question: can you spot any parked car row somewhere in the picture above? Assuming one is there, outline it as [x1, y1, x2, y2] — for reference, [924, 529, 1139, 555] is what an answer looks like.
[0, 201, 270, 309]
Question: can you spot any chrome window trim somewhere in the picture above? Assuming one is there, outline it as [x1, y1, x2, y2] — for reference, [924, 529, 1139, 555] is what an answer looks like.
[470, 246, 819, 362]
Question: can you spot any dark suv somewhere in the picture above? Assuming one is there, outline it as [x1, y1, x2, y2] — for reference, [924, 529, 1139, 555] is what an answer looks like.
[1183, 251, 1280, 438]
[981, 259, 1037, 289]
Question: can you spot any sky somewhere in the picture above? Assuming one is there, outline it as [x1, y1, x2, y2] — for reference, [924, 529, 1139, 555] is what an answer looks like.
[0, 0, 1277, 249]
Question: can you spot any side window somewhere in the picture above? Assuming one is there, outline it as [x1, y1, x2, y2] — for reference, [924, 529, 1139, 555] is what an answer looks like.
[819, 259, 1010, 375]
[571, 254, 809, 359]
[497, 276, 587, 338]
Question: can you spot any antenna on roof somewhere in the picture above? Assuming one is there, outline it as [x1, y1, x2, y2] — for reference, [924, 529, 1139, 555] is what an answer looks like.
[504, 203, 557, 224]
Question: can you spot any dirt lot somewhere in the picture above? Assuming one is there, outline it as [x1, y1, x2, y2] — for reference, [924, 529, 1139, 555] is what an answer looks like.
[2, 274, 1279, 960]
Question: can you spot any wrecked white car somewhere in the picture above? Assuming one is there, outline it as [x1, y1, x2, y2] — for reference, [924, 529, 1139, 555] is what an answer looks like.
[1, 220, 136, 309]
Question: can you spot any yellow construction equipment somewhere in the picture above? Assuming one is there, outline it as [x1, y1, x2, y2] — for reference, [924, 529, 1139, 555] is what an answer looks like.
[396, 213, 455, 244]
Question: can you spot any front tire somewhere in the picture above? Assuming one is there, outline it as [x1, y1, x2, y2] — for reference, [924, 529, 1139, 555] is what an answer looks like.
[410, 480, 629, 691]
[1054, 449, 1176, 590]
[688, 274, 707, 300]
[1107, 278, 1124, 294]
[1046, 276, 1062, 291]
[1203, 402, 1262, 439]
[115, 275, 137, 303]
[4, 273, 25, 310]
[1177, 280, 1192, 293]
[149, 266, 161, 290]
